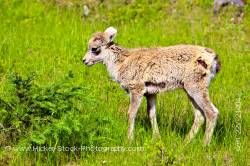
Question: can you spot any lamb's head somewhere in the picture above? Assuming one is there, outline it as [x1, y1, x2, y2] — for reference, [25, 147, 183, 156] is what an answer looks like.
[82, 27, 117, 66]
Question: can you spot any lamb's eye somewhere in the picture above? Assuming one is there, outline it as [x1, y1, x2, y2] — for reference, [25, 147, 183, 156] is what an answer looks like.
[91, 47, 101, 55]
[91, 47, 98, 52]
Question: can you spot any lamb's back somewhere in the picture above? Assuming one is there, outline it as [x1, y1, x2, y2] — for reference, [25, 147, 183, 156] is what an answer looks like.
[118, 45, 216, 84]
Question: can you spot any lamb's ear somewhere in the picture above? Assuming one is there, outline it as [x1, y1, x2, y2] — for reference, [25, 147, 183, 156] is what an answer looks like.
[104, 27, 117, 42]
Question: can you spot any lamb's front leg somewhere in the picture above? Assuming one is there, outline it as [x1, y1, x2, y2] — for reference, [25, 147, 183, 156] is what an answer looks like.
[127, 92, 143, 141]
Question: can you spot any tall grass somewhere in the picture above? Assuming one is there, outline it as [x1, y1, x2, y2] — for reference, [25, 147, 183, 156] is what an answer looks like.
[0, 0, 249, 165]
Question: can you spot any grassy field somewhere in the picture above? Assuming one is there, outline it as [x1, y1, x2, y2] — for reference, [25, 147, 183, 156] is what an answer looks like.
[0, 0, 249, 165]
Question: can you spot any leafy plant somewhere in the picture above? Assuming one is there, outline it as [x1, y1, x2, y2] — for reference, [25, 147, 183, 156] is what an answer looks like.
[0, 72, 96, 146]
[0, 72, 123, 157]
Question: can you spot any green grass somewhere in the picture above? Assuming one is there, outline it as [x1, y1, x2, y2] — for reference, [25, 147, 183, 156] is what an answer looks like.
[0, 0, 249, 165]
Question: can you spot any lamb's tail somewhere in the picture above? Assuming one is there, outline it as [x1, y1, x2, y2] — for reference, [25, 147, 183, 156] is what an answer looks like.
[212, 55, 221, 74]
[206, 54, 221, 85]
[202, 48, 221, 75]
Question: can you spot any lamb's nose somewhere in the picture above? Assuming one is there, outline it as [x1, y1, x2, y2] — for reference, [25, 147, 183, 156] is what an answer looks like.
[82, 59, 86, 64]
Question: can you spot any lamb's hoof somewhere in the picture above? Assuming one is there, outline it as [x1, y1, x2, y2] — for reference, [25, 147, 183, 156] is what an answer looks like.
[184, 134, 192, 144]
[127, 135, 134, 144]
[152, 133, 161, 141]
[203, 140, 211, 147]
[184, 138, 191, 146]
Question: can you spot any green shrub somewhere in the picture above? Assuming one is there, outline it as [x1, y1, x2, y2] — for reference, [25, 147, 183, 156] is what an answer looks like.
[0, 72, 124, 157]
[0, 72, 94, 146]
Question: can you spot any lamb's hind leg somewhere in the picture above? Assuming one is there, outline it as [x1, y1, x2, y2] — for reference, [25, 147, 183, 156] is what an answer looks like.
[185, 95, 205, 143]
[185, 85, 219, 145]
[146, 94, 160, 140]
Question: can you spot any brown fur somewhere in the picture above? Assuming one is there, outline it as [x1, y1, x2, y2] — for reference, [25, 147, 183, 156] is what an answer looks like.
[102, 44, 219, 94]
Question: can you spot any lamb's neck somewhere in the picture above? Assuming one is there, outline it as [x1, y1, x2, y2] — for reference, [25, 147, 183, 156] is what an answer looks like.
[103, 44, 129, 82]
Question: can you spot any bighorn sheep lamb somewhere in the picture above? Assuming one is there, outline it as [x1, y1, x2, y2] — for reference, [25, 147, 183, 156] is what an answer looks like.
[82, 27, 221, 145]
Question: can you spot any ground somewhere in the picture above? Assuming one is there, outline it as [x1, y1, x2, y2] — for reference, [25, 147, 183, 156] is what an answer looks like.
[0, 0, 249, 165]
